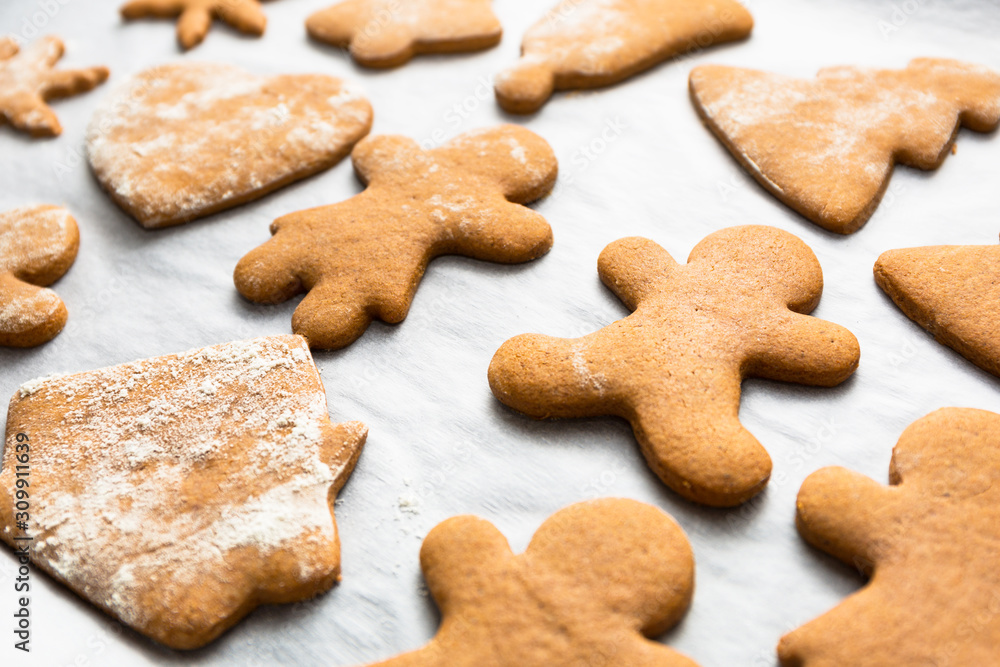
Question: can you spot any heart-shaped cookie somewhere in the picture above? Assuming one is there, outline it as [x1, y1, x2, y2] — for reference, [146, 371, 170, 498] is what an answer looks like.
[86, 63, 373, 229]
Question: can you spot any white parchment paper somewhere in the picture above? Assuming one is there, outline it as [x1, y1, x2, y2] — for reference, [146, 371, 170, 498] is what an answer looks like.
[1, 0, 999, 664]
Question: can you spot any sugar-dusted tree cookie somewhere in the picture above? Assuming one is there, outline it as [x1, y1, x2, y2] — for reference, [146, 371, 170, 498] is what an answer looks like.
[489, 227, 860, 507]
[495, 0, 753, 114]
[779, 408, 1000, 666]
[366, 498, 699, 666]
[0, 205, 79, 348]
[306, 0, 502, 68]
[235, 124, 557, 350]
[0, 36, 108, 138]
[690, 58, 1000, 234]
[874, 236, 1000, 378]
[0, 335, 366, 649]
[86, 63, 373, 229]
[120, 0, 268, 50]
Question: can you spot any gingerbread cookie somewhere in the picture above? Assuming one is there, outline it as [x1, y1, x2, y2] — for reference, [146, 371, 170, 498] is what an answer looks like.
[495, 0, 753, 114]
[0, 36, 108, 137]
[86, 63, 373, 229]
[690, 58, 1000, 234]
[779, 408, 1000, 666]
[0, 335, 366, 649]
[235, 124, 557, 350]
[120, 0, 268, 50]
[875, 235, 1000, 378]
[306, 0, 502, 69]
[367, 498, 698, 666]
[0, 205, 79, 348]
[489, 227, 860, 507]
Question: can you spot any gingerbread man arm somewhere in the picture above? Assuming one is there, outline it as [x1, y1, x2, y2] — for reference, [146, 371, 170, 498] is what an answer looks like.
[796, 466, 899, 572]
[597, 237, 677, 310]
[433, 197, 552, 264]
[489, 332, 616, 420]
[748, 310, 860, 386]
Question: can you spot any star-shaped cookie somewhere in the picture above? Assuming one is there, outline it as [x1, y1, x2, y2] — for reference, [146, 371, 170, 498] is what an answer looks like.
[120, 0, 269, 50]
[0, 36, 108, 137]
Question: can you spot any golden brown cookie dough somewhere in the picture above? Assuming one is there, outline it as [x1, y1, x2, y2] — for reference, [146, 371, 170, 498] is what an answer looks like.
[779, 407, 1000, 666]
[0, 205, 79, 348]
[86, 62, 373, 229]
[0, 335, 366, 649]
[120, 0, 268, 50]
[235, 124, 557, 350]
[489, 227, 860, 507]
[875, 235, 1000, 378]
[306, 0, 502, 68]
[495, 0, 753, 114]
[0, 36, 108, 137]
[690, 58, 1000, 234]
[366, 498, 699, 666]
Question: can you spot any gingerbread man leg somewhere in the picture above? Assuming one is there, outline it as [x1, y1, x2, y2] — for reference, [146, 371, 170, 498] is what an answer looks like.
[630, 387, 772, 507]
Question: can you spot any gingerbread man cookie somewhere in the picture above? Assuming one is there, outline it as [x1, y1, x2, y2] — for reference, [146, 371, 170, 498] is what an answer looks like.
[121, 0, 268, 50]
[86, 63, 373, 229]
[0, 335, 366, 649]
[0, 36, 108, 137]
[489, 227, 860, 507]
[235, 124, 557, 350]
[0, 205, 79, 348]
[875, 235, 1000, 378]
[307, 0, 502, 69]
[779, 408, 1000, 666]
[495, 0, 753, 114]
[690, 58, 1000, 234]
[366, 498, 698, 666]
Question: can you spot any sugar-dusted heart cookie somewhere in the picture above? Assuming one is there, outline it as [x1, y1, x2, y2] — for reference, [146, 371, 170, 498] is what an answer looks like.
[489, 227, 860, 507]
[121, 0, 268, 50]
[235, 124, 557, 350]
[779, 408, 1000, 666]
[306, 0, 502, 68]
[366, 498, 699, 666]
[875, 234, 1000, 378]
[0, 36, 108, 138]
[86, 63, 373, 229]
[0, 335, 366, 649]
[690, 58, 1000, 234]
[495, 0, 753, 114]
[0, 205, 79, 348]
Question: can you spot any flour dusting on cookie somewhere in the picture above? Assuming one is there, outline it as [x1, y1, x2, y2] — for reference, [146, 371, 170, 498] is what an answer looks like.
[0, 335, 367, 649]
[87, 63, 373, 229]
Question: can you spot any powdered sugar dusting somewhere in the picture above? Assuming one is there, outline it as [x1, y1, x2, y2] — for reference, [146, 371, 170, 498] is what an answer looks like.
[1, 335, 365, 635]
[85, 63, 373, 229]
[692, 59, 1000, 223]
[0, 205, 74, 275]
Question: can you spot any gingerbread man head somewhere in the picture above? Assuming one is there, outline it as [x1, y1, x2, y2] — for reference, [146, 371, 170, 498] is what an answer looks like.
[368, 498, 699, 666]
